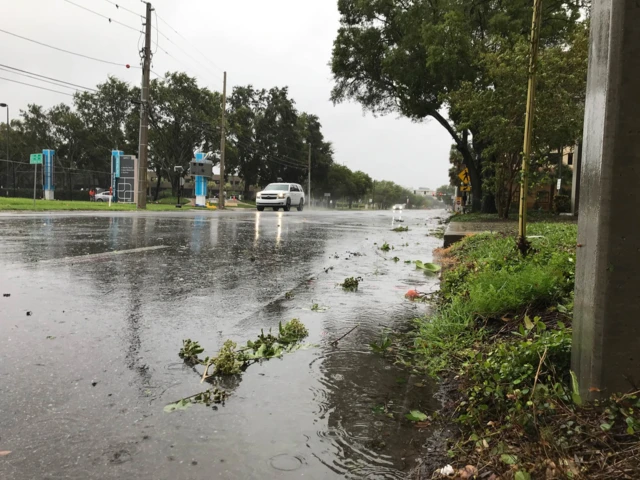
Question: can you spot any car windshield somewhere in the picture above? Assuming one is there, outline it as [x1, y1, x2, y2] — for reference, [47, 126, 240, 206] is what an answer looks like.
[264, 184, 289, 191]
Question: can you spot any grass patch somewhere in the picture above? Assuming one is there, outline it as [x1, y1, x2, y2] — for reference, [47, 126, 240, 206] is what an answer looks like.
[451, 211, 576, 223]
[402, 223, 640, 479]
[0, 197, 193, 212]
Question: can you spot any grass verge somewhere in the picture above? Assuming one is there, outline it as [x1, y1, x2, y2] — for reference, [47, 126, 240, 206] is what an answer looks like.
[400, 224, 639, 479]
[451, 211, 576, 224]
[0, 197, 193, 212]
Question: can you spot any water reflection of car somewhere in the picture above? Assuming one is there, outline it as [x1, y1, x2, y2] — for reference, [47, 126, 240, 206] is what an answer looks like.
[256, 183, 305, 212]
[392, 204, 404, 210]
[95, 191, 113, 202]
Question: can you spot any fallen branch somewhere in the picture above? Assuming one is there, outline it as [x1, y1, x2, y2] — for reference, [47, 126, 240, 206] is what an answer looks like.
[331, 324, 359, 346]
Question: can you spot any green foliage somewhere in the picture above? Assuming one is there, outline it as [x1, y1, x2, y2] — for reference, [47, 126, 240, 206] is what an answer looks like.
[370, 335, 392, 354]
[405, 410, 428, 422]
[414, 261, 441, 275]
[553, 194, 571, 214]
[380, 242, 391, 252]
[458, 324, 572, 430]
[340, 276, 362, 291]
[284, 291, 294, 300]
[179, 339, 204, 365]
[278, 318, 309, 343]
[213, 340, 243, 375]
[392, 256, 400, 262]
[164, 387, 228, 413]
[392, 226, 409, 232]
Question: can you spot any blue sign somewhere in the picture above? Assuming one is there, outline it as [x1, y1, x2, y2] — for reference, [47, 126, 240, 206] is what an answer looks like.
[112, 150, 123, 178]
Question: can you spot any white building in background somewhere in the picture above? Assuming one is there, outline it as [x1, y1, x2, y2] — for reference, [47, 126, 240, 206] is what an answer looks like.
[413, 187, 435, 197]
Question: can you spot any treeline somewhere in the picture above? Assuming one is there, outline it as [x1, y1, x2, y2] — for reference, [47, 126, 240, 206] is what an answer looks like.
[331, 0, 589, 215]
[0, 72, 435, 207]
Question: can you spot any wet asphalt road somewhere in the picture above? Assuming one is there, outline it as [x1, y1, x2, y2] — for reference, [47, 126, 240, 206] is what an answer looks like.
[0, 208, 446, 480]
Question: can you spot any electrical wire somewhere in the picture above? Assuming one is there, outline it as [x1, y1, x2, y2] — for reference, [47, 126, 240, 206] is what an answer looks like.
[154, 27, 223, 83]
[101, 0, 143, 18]
[0, 28, 140, 69]
[0, 76, 75, 97]
[155, 12, 225, 74]
[62, 0, 142, 33]
[0, 64, 98, 92]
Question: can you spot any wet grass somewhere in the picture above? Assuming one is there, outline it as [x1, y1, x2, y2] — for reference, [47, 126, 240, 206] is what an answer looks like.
[404, 223, 640, 479]
[451, 211, 577, 223]
[0, 197, 194, 211]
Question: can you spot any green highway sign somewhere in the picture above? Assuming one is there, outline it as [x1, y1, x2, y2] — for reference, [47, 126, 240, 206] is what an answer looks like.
[30, 153, 43, 165]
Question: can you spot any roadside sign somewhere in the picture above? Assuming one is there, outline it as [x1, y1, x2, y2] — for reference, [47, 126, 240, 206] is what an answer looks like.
[458, 168, 470, 184]
[324, 193, 331, 197]
[30, 153, 43, 165]
[460, 185, 472, 192]
[556, 178, 561, 190]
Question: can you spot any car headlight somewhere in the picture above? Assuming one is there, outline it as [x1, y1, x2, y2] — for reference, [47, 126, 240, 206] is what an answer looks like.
[277, 193, 286, 199]
[257, 193, 262, 198]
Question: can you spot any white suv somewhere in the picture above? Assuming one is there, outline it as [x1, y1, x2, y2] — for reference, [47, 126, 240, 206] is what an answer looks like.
[256, 183, 305, 212]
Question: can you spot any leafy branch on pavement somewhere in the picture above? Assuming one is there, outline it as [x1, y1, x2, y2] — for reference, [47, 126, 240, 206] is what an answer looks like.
[340, 276, 362, 291]
[172, 319, 310, 411]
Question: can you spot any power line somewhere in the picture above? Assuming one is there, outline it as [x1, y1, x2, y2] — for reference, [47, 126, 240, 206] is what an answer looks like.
[155, 12, 225, 75]
[62, 0, 142, 33]
[153, 27, 223, 83]
[100, 0, 143, 18]
[0, 64, 98, 92]
[0, 76, 75, 97]
[0, 28, 140, 69]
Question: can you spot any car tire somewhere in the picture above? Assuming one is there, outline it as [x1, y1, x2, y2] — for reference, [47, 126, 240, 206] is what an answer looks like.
[97, 199, 104, 202]
[272, 207, 279, 211]
[283, 199, 291, 212]
[257, 206, 264, 211]
[297, 199, 304, 212]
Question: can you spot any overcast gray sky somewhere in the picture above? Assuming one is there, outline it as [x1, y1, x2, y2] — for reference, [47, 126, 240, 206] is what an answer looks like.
[0, 0, 452, 190]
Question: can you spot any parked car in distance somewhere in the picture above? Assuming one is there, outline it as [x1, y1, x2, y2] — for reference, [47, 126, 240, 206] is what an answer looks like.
[95, 191, 113, 202]
[256, 183, 305, 212]
[392, 204, 404, 210]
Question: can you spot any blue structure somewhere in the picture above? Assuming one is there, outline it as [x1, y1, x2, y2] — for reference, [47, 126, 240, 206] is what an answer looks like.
[43, 149, 55, 200]
[194, 152, 207, 207]
[111, 150, 124, 202]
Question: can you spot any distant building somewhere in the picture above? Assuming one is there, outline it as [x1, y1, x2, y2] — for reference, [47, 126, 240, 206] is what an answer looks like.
[413, 187, 435, 197]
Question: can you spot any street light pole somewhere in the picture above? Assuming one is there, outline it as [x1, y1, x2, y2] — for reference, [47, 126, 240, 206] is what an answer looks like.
[0, 103, 8, 191]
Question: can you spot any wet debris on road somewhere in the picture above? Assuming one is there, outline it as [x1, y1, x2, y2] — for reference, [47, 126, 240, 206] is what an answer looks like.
[171, 319, 311, 412]
[339, 276, 362, 291]
[2, 293, 10, 297]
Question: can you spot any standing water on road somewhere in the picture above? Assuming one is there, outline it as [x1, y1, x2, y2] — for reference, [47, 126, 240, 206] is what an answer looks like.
[0, 209, 446, 479]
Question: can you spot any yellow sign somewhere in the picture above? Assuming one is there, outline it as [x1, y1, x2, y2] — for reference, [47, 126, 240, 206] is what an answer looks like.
[458, 169, 470, 184]
[460, 185, 472, 192]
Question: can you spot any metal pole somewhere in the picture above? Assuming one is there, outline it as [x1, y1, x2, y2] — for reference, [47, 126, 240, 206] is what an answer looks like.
[517, 0, 544, 249]
[33, 163, 37, 209]
[136, 2, 152, 209]
[218, 71, 227, 210]
[308, 143, 311, 208]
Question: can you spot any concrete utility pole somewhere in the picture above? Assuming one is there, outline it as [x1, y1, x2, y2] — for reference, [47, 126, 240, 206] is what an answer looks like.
[308, 143, 311, 207]
[572, 0, 640, 401]
[218, 71, 227, 210]
[136, 1, 152, 209]
[516, 0, 543, 250]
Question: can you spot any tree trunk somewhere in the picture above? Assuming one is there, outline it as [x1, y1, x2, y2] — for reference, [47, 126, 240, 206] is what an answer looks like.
[153, 171, 162, 201]
[431, 111, 483, 211]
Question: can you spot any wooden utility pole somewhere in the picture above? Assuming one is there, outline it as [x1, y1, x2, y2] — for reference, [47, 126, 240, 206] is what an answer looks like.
[136, 1, 152, 209]
[517, 0, 543, 251]
[218, 72, 227, 210]
[307, 143, 311, 207]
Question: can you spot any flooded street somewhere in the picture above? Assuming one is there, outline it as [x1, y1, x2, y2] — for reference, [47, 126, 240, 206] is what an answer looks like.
[0, 209, 446, 479]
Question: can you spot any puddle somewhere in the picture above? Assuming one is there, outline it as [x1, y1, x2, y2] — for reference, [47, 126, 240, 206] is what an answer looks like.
[0, 209, 446, 479]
